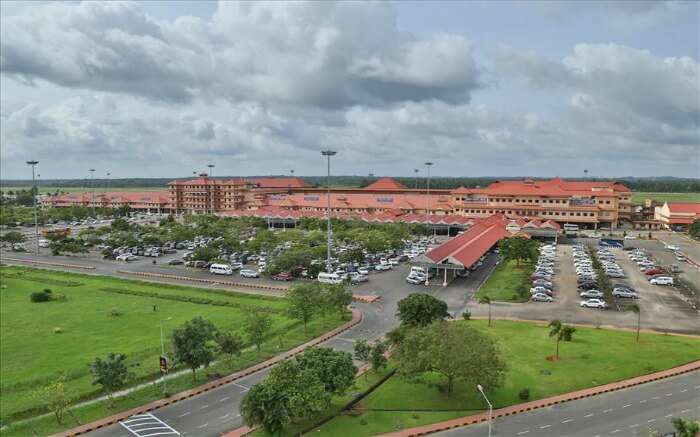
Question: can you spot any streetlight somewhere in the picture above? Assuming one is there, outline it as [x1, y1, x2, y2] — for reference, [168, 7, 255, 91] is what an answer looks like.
[477, 384, 493, 437]
[321, 150, 337, 273]
[414, 168, 419, 190]
[89, 168, 96, 217]
[160, 317, 172, 395]
[424, 162, 433, 285]
[207, 164, 215, 214]
[26, 161, 39, 255]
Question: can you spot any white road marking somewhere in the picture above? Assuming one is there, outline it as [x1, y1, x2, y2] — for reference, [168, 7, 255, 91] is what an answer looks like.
[652, 396, 660, 400]
[629, 424, 639, 428]
[622, 404, 631, 408]
[196, 423, 208, 429]
[516, 431, 529, 435]
[680, 389, 688, 393]
[648, 419, 656, 423]
[179, 411, 191, 417]
[694, 385, 700, 389]
[603, 409, 613, 413]
[611, 430, 620, 434]
[219, 413, 231, 419]
[199, 404, 209, 410]
[681, 409, 690, 413]
[233, 382, 250, 392]
[584, 413, 594, 418]
[665, 414, 674, 418]
[665, 393, 673, 397]
[562, 419, 573, 424]
[539, 424, 551, 429]
[639, 400, 647, 403]
[219, 396, 230, 402]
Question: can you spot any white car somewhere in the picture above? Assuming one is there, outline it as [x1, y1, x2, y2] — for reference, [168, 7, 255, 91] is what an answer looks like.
[116, 254, 138, 262]
[612, 288, 638, 299]
[531, 293, 553, 302]
[666, 245, 679, 251]
[580, 298, 607, 309]
[650, 276, 673, 286]
[240, 269, 259, 278]
[357, 267, 370, 276]
[375, 263, 392, 271]
[348, 272, 369, 283]
[388, 258, 400, 266]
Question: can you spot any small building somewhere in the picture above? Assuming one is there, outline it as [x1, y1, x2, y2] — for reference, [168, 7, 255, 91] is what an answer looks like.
[654, 202, 700, 231]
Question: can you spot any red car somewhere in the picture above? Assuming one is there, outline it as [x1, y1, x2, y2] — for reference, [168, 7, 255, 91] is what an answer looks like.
[272, 272, 292, 281]
[644, 268, 664, 276]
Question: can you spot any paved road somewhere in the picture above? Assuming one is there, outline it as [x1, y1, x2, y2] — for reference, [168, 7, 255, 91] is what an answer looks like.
[436, 370, 700, 437]
[82, 257, 497, 437]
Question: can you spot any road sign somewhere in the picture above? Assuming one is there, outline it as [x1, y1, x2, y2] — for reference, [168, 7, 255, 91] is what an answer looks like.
[159, 356, 168, 375]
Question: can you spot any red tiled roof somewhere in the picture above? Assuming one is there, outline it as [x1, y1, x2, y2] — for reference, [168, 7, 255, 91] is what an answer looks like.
[667, 202, 700, 215]
[249, 177, 309, 188]
[364, 177, 407, 190]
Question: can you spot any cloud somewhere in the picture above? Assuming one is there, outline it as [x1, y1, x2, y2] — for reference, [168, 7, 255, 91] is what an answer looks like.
[1, 1, 485, 108]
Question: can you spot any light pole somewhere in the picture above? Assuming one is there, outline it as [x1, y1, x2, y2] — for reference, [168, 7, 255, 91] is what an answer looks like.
[160, 317, 172, 395]
[424, 162, 433, 285]
[414, 168, 419, 190]
[207, 164, 215, 214]
[89, 168, 96, 217]
[477, 384, 493, 437]
[321, 150, 336, 273]
[26, 161, 39, 255]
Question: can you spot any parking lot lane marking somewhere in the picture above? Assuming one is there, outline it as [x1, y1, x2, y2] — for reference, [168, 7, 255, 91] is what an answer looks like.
[584, 413, 594, 418]
[639, 400, 647, 404]
[539, 425, 551, 429]
[196, 423, 208, 429]
[610, 429, 620, 434]
[219, 396, 230, 402]
[680, 389, 688, 393]
[652, 396, 660, 400]
[622, 404, 631, 408]
[665, 414, 674, 418]
[681, 409, 690, 414]
[199, 404, 209, 410]
[665, 393, 673, 397]
[647, 419, 656, 423]
[516, 431, 529, 435]
[219, 413, 231, 419]
[179, 411, 191, 417]
[629, 424, 639, 428]
[694, 385, 700, 389]
[603, 409, 613, 413]
[561, 419, 574, 424]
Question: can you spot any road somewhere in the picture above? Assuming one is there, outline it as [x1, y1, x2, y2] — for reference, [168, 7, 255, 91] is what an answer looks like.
[436, 370, 700, 437]
[81, 256, 498, 437]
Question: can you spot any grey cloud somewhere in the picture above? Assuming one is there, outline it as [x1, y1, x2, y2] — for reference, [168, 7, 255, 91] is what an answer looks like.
[1, 1, 484, 109]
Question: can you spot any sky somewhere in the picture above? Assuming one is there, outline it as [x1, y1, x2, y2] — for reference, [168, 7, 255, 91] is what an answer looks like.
[1, 0, 698, 180]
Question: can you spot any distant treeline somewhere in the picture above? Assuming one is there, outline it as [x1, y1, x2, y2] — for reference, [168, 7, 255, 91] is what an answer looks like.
[2, 176, 699, 193]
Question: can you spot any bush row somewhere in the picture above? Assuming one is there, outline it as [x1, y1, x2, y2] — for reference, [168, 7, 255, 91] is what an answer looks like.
[98, 287, 282, 314]
[3, 272, 83, 287]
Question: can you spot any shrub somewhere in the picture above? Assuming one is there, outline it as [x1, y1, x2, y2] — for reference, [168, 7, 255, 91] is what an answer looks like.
[109, 308, 123, 317]
[30, 291, 51, 303]
[519, 388, 530, 400]
[360, 418, 368, 426]
[461, 310, 471, 320]
[54, 327, 63, 334]
[43, 288, 52, 294]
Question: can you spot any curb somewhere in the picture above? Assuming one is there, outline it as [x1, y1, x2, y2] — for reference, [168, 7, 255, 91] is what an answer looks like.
[1, 257, 96, 270]
[377, 360, 700, 436]
[115, 270, 289, 293]
[52, 308, 363, 437]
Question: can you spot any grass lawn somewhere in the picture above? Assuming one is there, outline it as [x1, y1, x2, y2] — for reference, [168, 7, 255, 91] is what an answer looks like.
[631, 192, 700, 204]
[313, 320, 700, 436]
[475, 259, 532, 302]
[0, 266, 347, 430]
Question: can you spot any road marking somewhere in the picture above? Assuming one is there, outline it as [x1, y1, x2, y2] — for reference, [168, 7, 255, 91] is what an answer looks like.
[665, 393, 673, 397]
[622, 404, 631, 408]
[179, 411, 191, 417]
[219, 413, 231, 419]
[610, 430, 620, 434]
[561, 419, 573, 424]
[233, 382, 250, 392]
[629, 424, 639, 428]
[681, 409, 690, 413]
[639, 400, 647, 403]
[516, 431, 529, 435]
[219, 396, 230, 402]
[199, 404, 209, 410]
[665, 414, 673, 418]
[196, 423, 208, 429]
[584, 413, 594, 418]
[694, 385, 700, 389]
[539, 425, 551, 429]
[652, 396, 660, 400]
[680, 389, 688, 393]
[648, 419, 656, 423]
[603, 409, 613, 413]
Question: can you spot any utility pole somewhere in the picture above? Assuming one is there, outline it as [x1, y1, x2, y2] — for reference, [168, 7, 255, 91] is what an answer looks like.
[89, 168, 96, 217]
[321, 150, 336, 273]
[207, 164, 215, 214]
[424, 162, 433, 285]
[26, 161, 39, 255]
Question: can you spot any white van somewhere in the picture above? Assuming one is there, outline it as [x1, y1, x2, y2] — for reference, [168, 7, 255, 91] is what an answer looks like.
[318, 272, 343, 284]
[38, 239, 50, 248]
[209, 264, 233, 275]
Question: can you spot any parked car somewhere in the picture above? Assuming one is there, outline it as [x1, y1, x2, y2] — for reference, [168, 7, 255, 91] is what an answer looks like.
[530, 286, 552, 296]
[580, 289, 604, 299]
[531, 293, 553, 302]
[644, 268, 665, 276]
[116, 254, 138, 262]
[406, 276, 424, 285]
[167, 259, 184, 265]
[650, 276, 673, 286]
[580, 298, 607, 309]
[612, 288, 639, 299]
[272, 272, 293, 281]
[374, 263, 392, 271]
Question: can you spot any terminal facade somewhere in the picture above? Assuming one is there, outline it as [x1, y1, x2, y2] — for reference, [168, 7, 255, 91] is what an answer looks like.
[44, 175, 634, 229]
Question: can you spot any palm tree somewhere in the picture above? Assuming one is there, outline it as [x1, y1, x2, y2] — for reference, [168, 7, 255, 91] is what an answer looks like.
[628, 303, 641, 342]
[548, 320, 562, 359]
[479, 296, 492, 327]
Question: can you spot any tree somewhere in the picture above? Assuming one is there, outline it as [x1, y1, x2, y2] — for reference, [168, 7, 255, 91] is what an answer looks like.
[295, 347, 356, 395]
[286, 283, 322, 334]
[548, 320, 575, 358]
[394, 322, 506, 397]
[241, 380, 290, 435]
[35, 375, 70, 424]
[245, 311, 273, 351]
[171, 317, 218, 381]
[50, 238, 89, 256]
[689, 219, 700, 239]
[628, 304, 641, 342]
[499, 236, 538, 266]
[110, 218, 131, 231]
[0, 230, 25, 244]
[370, 341, 388, 373]
[479, 296, 492, 327]
[339, 247, 365, 264]
[89, 353, 134, 405]
[216, 331, 244, 363]
[321, 283, 353, 320]
[354, 339, 372, 379]
[396, 293, 449, 327]
[671, 417, 700, 437]
[191, 245, 219, 262]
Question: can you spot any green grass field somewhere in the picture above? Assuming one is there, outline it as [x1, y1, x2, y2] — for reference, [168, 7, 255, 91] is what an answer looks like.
[1, 186, 165, 195]
[631, 192, 700, 204]
[313, 320, 700, 436]
[0, 266, 346, 426]
[475, 260, 531, 302]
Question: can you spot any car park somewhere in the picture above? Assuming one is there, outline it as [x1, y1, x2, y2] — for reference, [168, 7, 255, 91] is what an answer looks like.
[580, 298, 607, 309]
